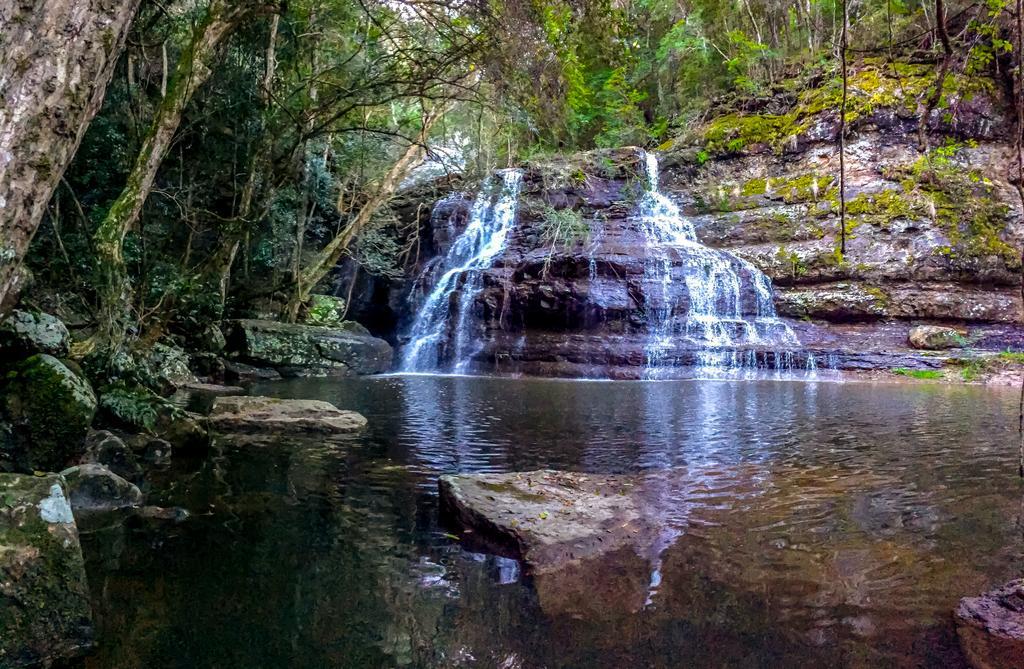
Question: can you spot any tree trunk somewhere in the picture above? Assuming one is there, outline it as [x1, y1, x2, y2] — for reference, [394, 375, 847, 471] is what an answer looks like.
[0, 0, 141, 314]
[285, 108, 445, 319]
[204, 14, 281, 312]
[90, 0, 274, 355]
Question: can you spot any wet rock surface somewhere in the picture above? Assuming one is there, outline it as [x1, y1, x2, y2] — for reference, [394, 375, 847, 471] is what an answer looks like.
[0, 473, 93, 667]
[440, 470, 657, 573]
[207, 396, 367, 434]
[223, 359, 282, 384]
[227, 319, 393, 377]
[956, 579, 1024, 669]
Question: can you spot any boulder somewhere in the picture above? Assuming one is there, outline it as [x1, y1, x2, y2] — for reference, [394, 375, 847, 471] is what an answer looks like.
[909, 325, 967, 350]
[0, 473, 93, 667]
[439, 470, 656, 573]
[208, 396, 367, 435]
[0, 355, 97, 473]
[227, 319, 393, 377]
[61, 464, 143, 513]
[223, 360, 282, 384]
[141, 342, 198, 394]
[0, 310, 70, 358]
[956, 579, 1024, 669]
[81, 431, 143, 482]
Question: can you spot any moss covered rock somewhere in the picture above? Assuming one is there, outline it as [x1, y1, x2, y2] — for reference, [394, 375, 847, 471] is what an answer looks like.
[140, 342, 198, 394]
[0, 473, 93, 667]
[0, 310, 70, 358]
[1, 355, 97, 473]
[227, 319, 393, 377]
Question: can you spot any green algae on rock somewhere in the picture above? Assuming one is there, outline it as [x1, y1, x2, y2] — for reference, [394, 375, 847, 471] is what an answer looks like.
[0, 474, 93, 667]
[227, 319, 393, 377]
[1, 355, 97, 473]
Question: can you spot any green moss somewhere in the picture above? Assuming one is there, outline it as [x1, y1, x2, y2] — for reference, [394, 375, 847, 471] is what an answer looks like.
[740, 177, 768, 197]
[863, 285, 890, 307]
[701, 113, 795, 155]
[844, 189, 925, 227]
[1, 355, 97, 472]
[892, 368, 944, 380]
[998, 351, 1024, 364]
[697, 61, 994, 156]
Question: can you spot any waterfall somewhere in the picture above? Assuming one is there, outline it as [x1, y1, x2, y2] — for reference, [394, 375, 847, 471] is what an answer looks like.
[637, 152, 798, 375]
[401, 169, 524, 373]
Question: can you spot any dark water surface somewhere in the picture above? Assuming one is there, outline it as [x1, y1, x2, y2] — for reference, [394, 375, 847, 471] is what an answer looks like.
[81, 376, 1024, 668]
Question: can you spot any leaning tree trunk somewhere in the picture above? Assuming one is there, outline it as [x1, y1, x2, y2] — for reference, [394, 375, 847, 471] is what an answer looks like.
[90, 0, 274, 356]
[284, 109, 446, 321]
[0, 0, 141, 315]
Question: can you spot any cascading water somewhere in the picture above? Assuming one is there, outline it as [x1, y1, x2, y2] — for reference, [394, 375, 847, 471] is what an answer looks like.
[637, 152, 799, 375]
[401, 169, 524, 373]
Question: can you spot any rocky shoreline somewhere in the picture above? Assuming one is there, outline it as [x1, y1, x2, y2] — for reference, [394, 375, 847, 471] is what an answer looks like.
[0, 306, 386, 667]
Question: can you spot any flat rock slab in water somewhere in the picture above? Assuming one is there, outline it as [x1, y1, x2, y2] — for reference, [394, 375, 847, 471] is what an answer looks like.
[208, 396, 367, 434]
[439, 470, 654, 573]
[0, 474, 93, 667]
[956, 579, 1024, 669]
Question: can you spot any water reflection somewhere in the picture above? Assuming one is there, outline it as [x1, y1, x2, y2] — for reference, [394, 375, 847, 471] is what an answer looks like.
[80, 376, 1024, 668]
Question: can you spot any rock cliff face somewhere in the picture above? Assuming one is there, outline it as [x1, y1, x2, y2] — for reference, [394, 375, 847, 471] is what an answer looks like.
[351, 63, 1024, 377]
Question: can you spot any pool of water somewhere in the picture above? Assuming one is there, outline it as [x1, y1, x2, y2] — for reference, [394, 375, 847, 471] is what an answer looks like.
[80, 375, 1024, 668]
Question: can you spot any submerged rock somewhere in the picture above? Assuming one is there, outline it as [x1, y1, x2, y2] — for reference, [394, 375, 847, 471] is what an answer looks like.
[956, 579, 1024, 669]
[0, 354, 97, 472]
[61, 464, 144, 513]
[439, 469, 679, 620]
[909, 325, 967, 350]
[439, 470, 655, 573]
[0, 474, 93, 667]
[207, 396, 367, 434]
[226, 319, 393, 377]
[0, 309, 70, 358]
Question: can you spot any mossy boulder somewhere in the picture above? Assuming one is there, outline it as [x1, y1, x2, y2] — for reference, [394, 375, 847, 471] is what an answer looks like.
[0, 473, 93, 667]
[1, 355, 97, 473]
[140, 342, 198, 394]
[227, 319, 393, 377]
[0, 310, 70, 358]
